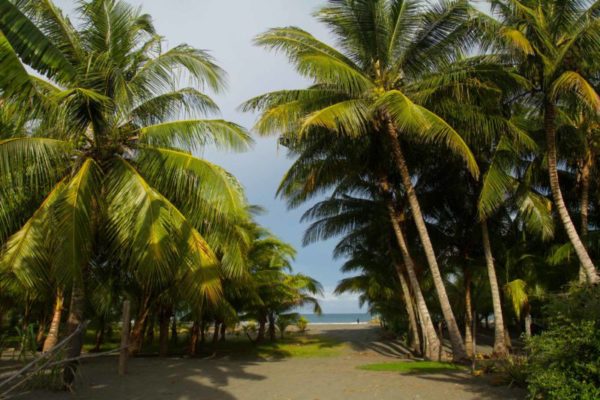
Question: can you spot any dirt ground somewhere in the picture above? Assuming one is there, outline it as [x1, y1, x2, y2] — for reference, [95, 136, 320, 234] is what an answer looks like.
[13, 324, 525, 400]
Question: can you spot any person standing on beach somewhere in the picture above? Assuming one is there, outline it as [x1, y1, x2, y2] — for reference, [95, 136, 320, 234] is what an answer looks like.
[357, 318, 360, 324]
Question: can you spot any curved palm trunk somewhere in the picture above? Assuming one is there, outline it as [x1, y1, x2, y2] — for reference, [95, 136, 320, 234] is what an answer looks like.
[43, 291, 64, 352]
[63, 281, 85, 387]
[386, 123, 467, 361]
[579, 149, 592, 283]
[481, 221, 509, 357]
[545, 101, 599, 283]
[464, 269, 474, 358]
[382, 194, 440, 360]
[395, 264, 421, 354]
[129, 296, 151, 355]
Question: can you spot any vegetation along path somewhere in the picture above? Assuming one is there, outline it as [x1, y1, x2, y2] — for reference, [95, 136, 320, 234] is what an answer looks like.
[16, 325, 524, 400]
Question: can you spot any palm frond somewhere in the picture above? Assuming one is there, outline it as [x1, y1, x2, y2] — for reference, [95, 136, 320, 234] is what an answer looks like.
[139, 119, 253, 151]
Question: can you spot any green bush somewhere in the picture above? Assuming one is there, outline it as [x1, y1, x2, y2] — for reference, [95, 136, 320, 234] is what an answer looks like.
[296, 316, 308, 333]
[526, 286, 600, 400]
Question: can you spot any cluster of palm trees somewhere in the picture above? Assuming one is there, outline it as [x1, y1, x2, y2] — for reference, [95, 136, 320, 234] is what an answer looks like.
[1, 0, 600, 376]
[0, 0, 321, 377]
[244, 0, 600, 361]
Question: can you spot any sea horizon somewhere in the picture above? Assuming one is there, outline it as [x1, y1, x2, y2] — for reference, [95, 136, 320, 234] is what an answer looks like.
[299, 312, 373, 325]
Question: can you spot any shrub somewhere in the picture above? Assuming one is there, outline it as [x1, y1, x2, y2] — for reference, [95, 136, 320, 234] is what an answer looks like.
[526, 286, 600, 400]
[276, 314, 299, 339]
[296, 317, 308, 333]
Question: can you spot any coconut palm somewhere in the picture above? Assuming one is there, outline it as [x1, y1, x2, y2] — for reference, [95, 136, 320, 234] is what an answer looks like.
[0, 0, 251, 380]
[480, 0, 600, 283]
[243, 0, 487, 360]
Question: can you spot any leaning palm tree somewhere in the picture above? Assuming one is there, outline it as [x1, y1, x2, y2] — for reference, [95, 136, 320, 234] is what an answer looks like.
[243, 0, 481, 360]
[0, 0, 250, 381]
[480, 0, 600, 283]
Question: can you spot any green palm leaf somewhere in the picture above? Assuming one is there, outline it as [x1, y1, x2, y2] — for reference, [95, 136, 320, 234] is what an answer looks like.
[0, 0, 76, 83]
[376, 90, 479, 177]
[139, 119, 252, 151]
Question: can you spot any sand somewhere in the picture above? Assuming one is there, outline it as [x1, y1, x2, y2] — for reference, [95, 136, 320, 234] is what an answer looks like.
[13, 324, 525, 400]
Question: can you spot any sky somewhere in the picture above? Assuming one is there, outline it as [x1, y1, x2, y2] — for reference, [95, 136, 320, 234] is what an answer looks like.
[54, 0, 364, 313]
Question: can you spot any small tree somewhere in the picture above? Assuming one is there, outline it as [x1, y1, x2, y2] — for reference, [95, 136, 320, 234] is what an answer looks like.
[296, 316, 308, 334]
[276, 314, 299, 339]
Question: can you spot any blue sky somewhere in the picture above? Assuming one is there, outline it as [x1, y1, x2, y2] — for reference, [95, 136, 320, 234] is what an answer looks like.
[54, 0, 364, 313]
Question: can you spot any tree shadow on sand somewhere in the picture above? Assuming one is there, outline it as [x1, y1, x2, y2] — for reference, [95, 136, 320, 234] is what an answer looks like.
[414, 370, 526, 400]
[313, 327, 413, 358]
[13, 356, 271, 400]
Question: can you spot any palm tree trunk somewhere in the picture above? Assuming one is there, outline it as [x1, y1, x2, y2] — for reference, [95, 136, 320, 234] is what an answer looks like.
[129, 296, 151, 355]
[36, 317, 48, 347]
[481, 221, 509, 357]
[170, 314, 178, 344]
[268, 312, 276, 341]
[256, 314, 266, 343]
[145, 316, 155, 345]
[579, 149, 592, 283]
[63, 281, 85, 387]
[395, 263, 421, 354]
[93, 319, 105, 352]
[524, 308, 532, 338]
[386, 122, 467, 360]
[220, 322, 226, 342]
[464, 269, 473, 358]
[189, 320, 200, 356]
[200, 320, 206, 344]
[212, 321, 220, 344]
[545, 101, 598, 283]
[381, 189, 440, 360]
[159, 306, 170, 357]
[43, 291, 64, 352]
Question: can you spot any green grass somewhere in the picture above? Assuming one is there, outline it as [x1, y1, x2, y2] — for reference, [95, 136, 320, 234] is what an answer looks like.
[78, 328, 344, 359]
[358, 361, 466, 374]
[210, 334, 344, 359]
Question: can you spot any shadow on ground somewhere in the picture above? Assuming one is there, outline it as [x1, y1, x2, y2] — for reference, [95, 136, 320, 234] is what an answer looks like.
[13, 356, 269, 400]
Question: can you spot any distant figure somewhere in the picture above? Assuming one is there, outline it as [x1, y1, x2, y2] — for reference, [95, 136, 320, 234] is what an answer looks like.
[356, 318, 360, 324]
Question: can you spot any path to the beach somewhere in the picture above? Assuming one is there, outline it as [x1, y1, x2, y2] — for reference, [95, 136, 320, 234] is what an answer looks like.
[16, 324, 525, 400]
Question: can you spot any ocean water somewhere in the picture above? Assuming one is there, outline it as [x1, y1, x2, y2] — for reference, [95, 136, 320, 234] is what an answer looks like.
[300, 313, 372, 324]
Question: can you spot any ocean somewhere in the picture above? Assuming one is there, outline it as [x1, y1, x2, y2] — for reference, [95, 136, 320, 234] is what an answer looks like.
[300, 313, 373, 324]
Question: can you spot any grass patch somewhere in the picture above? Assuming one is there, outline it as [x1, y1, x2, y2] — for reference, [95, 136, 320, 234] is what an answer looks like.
[210, 335, 344, 359]
[358, 361, 466, 374]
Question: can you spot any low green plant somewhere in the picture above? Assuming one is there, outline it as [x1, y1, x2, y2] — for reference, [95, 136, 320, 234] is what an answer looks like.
[16, 325, 37, 361]
[276, 314, 299, 338]
[358, 361, 465, 374]
[526, 286, 600, 400]
[493, 356, 528, 388]
[296, 316, 308, 333]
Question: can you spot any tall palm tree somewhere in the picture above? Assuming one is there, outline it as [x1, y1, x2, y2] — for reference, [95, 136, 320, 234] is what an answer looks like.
[481, 0, 600, 283]
[0, 0, 251, 378]
[243, 0, 483, 360]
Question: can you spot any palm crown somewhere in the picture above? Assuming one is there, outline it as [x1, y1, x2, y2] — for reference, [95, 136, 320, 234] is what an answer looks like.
[0, 0, 252, 306]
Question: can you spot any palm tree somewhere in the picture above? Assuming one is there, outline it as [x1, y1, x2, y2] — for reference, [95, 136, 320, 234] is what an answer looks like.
[243, 0, 483, 361]
[481, 0, 600, 283]
[0, 0, 250, 379]
[280, 127, 443, 359]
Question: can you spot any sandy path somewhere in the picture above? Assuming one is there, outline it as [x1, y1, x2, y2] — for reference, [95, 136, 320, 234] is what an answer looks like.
[14, 324, 525, 400]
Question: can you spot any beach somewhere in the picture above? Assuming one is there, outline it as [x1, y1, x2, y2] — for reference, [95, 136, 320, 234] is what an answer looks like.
[15, 324, 524, 400]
